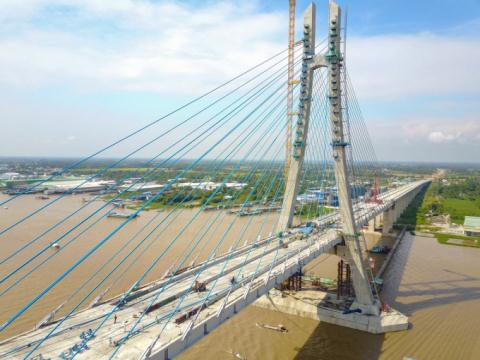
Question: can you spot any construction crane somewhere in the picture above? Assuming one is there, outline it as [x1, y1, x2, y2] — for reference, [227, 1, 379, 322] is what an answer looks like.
[365, 172, 383, 204]
[285, 0, 296, 175]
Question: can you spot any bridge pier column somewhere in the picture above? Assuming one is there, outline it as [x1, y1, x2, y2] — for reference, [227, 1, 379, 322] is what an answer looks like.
[382, 207, 394, 235]
[394, 198, 402, 220]
[399, 196, 407, 217]
[397, 195, 409, 220]
[376, 213, 383, 227]
[368, 217, 376, 232]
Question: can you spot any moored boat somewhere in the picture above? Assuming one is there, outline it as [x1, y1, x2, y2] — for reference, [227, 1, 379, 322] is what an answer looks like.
[107, 211, 139, 219]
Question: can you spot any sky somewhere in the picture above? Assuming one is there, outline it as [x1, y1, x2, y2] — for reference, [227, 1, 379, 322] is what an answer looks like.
[0, 0, 479, 162]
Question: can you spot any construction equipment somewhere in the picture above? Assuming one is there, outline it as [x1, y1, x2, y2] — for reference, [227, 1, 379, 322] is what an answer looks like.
[365, 172, 383, 204]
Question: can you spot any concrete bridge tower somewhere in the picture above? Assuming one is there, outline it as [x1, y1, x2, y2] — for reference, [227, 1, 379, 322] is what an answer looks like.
[278, 0, 378, 315]
[277, 2, 316, 232]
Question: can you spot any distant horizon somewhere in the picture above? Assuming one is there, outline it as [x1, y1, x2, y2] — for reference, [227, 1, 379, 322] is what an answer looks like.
[1, 156, 479, 167]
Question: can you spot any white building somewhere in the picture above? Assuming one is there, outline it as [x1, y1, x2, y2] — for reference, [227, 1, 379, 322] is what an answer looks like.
[46, 180, 116, 193]
[0, 172, 21, 180]
[175, 181, 247, 191]
[119, 182, 164, 192]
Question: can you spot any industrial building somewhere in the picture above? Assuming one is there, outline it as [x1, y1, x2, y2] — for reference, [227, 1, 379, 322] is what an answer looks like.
[45, 180, 116, 194]
[297, 184, 367, 206]
[464, 216, 480, 237]
[119, 181, 164, 193]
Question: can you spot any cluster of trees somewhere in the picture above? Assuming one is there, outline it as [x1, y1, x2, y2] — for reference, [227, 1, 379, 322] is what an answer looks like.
[295, 204, 331, 219]
[148, 179, 286, 209]
[418, 182, 445, 217]
[151, 188, 215, 206]
[433, 178, 480, 201]
[412, 178, 480, 224]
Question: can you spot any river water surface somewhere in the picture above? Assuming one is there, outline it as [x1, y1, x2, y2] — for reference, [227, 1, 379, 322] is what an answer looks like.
[0, 194, 278, 340]
[179, 234, 480, 360]
[1, 194, 480, 359]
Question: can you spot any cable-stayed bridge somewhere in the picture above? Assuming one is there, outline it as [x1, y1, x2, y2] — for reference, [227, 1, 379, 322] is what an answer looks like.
[0, 1, 429, 359]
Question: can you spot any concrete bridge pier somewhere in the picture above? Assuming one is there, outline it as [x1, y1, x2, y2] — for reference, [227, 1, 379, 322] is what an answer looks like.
[367, 213, 384, 232]
[396, 195, 408, 218]
[382, 185, 422, 235]
[382, 207, 395, 234]
[368, 216, 378, 232]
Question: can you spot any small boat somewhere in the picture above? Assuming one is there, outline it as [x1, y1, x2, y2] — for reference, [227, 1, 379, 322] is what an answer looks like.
[371, 277, 384, 292]
[225, 350, 247, 360]
[256, 322, 288, 333]
[237, 209, 262, 217]
[51, 243, 60, 250]
[36, 195, 50, 200]
[369, 245, 390, 254]
[107, 211, 138, 219]
[3, 206, 8, 210]
[112, 200, 125, 208]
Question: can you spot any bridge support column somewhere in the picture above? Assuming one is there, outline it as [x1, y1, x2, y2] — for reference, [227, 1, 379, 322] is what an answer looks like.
[396, 194, 410, 222]
[397, 196, 406, 219]
[368, 217, 376, 232]
[393, 201, 400, 221]
[383, 207, 394, 235]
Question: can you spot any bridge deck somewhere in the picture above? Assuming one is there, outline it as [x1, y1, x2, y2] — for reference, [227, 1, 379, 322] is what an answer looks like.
[0, 181, 428, 359]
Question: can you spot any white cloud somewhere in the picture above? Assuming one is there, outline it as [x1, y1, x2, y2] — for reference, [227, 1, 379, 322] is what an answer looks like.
[0, 0, 286, 95]
[1, 0, 479, 162]
[378, 116, 480, 144]
[368, 115, 480, 161]
[1, 1, 479, 102]
[427, 131, 458, 143]
[347, 33, 480, 100]
[414, 119, 479, 144]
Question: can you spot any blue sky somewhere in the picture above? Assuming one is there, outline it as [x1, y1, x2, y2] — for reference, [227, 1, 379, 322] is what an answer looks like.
[273, 0, 480, 35]
[0, 0, 479, 162]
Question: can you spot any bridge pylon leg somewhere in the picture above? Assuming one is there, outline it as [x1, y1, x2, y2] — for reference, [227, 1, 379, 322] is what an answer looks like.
[277, 3, 316, 231]
[325, 1, 379, 315]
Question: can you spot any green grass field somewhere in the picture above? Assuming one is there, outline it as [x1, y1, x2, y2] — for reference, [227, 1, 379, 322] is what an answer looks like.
[396, 183, 480, 249]
[442, 198, 480, 224]
[433, 233, 480, 248]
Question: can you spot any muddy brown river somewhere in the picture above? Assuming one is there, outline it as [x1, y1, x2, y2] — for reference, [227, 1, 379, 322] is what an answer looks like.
[180, 232, 480, 360]
[0, 194, 279, 341]
[1, 194, 480, 359]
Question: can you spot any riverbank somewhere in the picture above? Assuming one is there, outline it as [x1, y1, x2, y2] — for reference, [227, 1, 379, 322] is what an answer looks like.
[394, 181, 480, 249]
